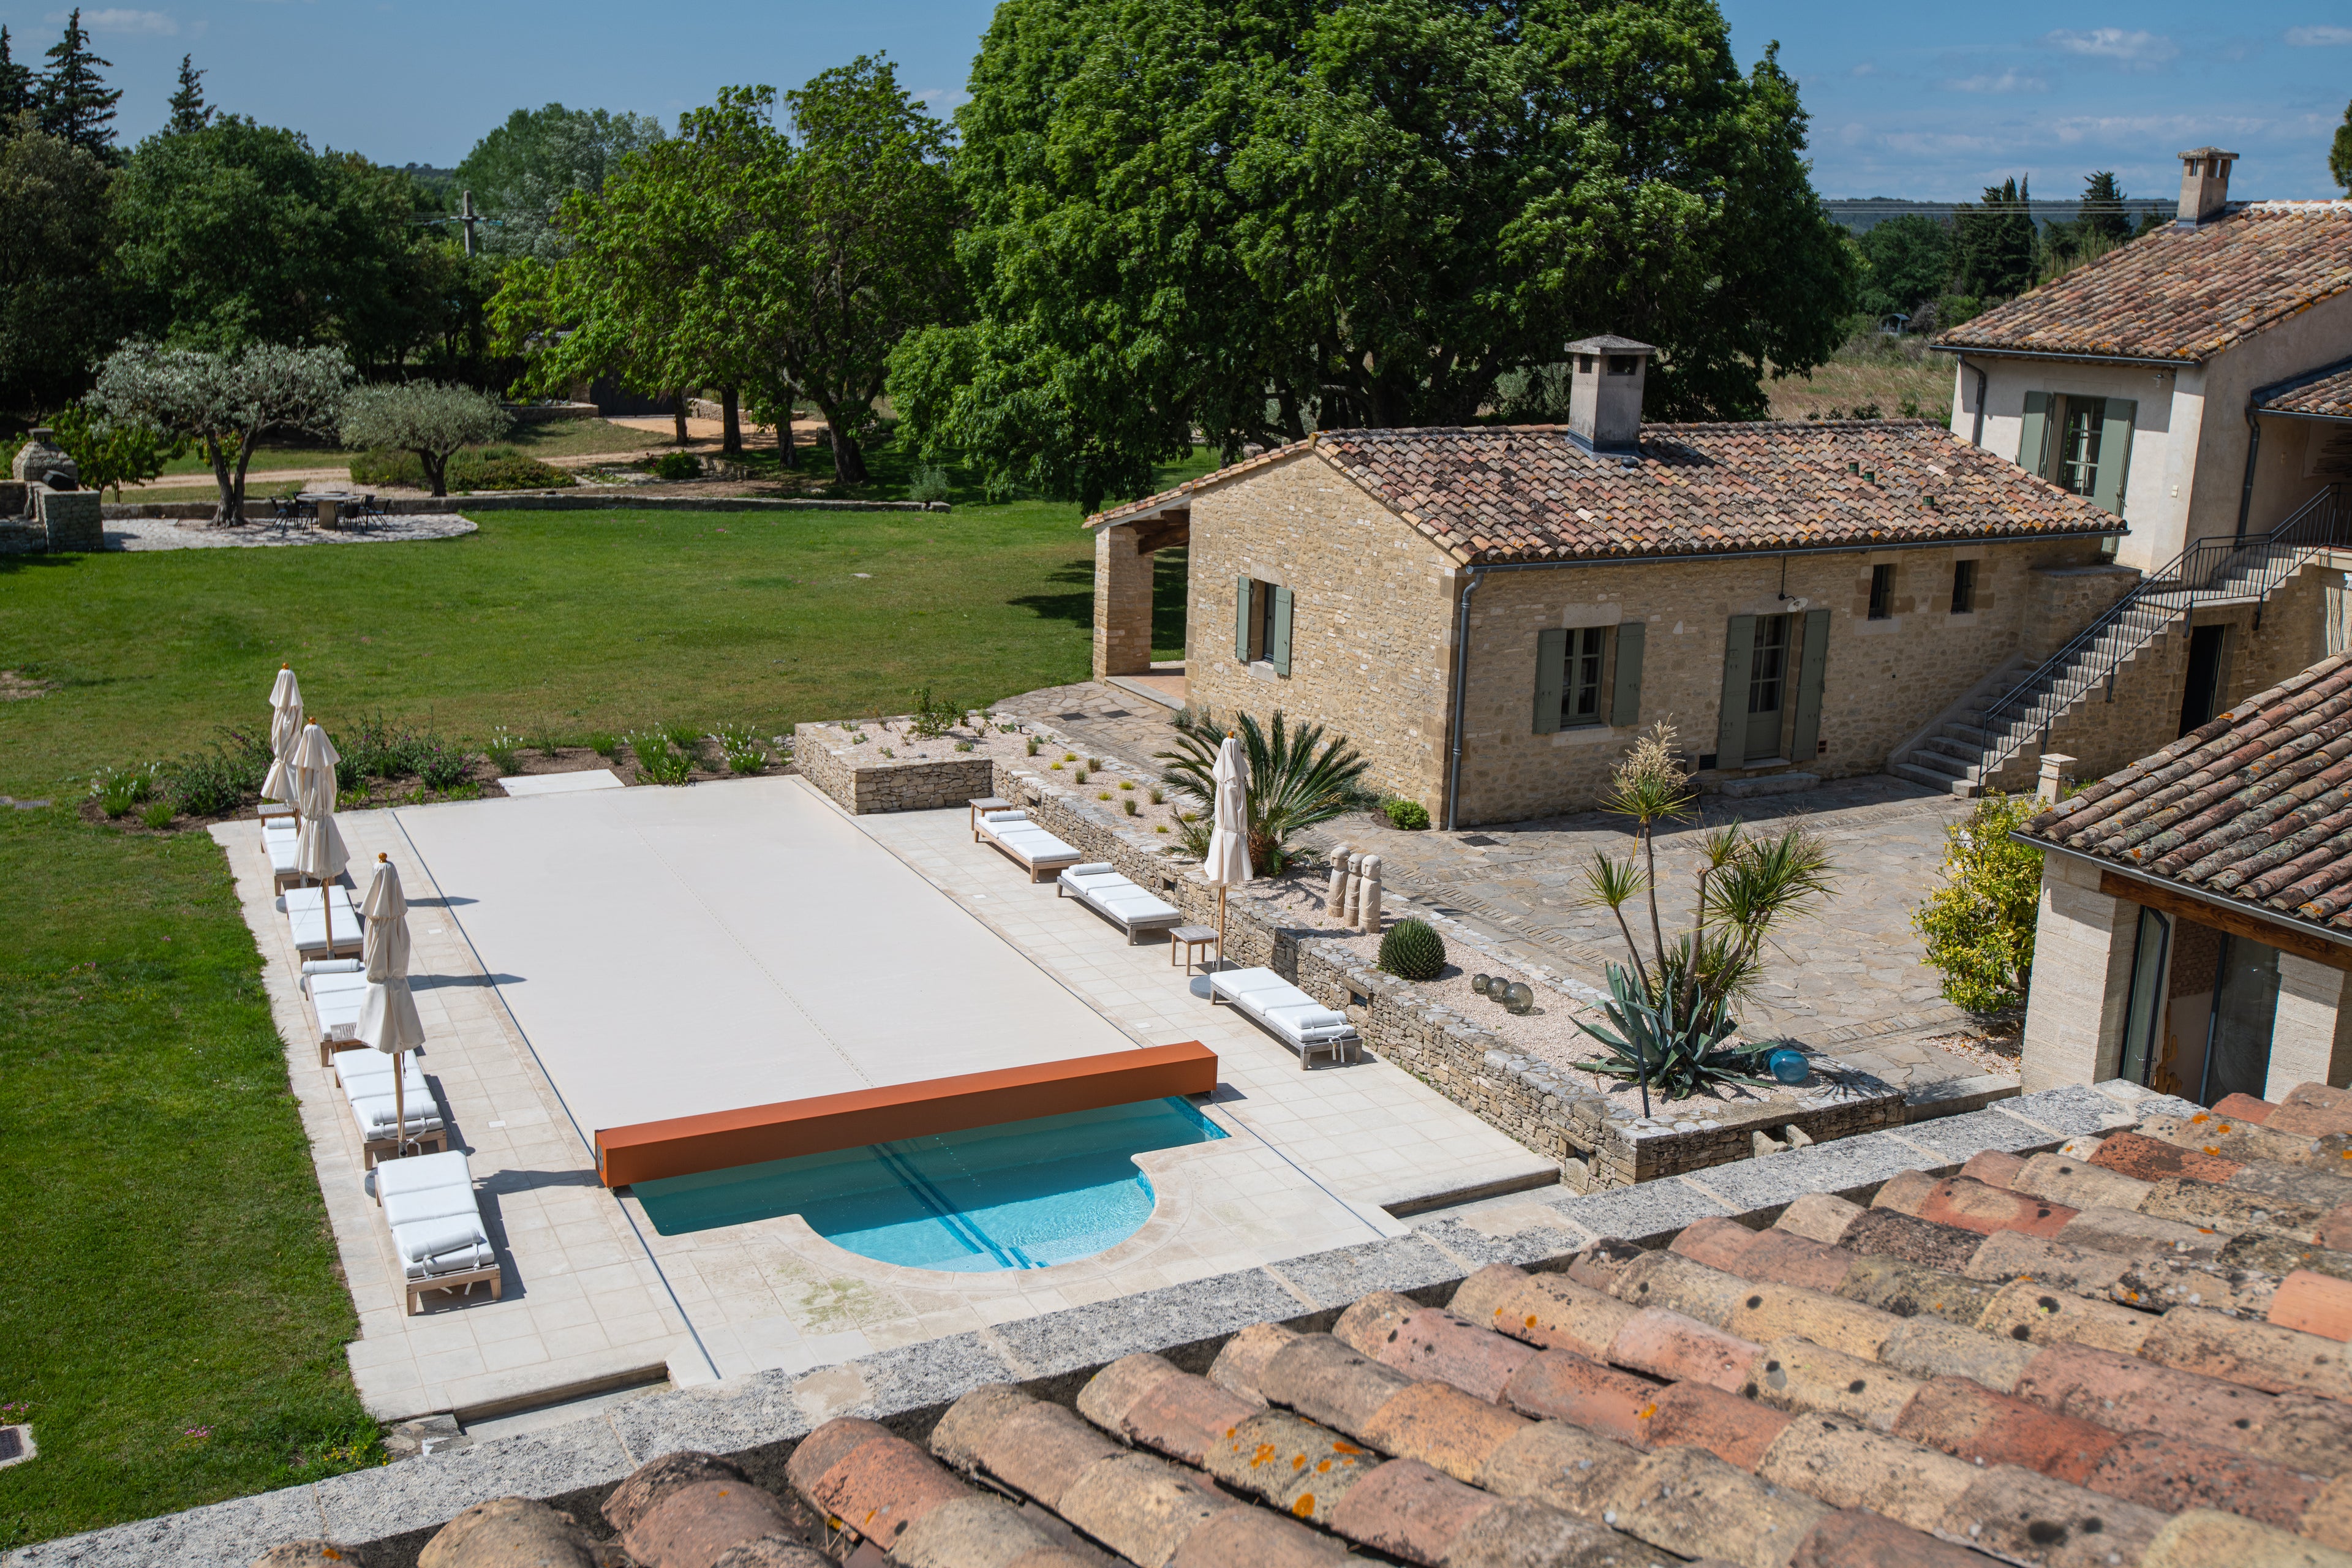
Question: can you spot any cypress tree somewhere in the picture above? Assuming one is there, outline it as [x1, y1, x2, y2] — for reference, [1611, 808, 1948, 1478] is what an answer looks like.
[2079, 171, 2133, 244]
[0, 26, 32, 132]
[1956, 176, 2037, 301]
[35, 9, 119, 156]
[165, 53, 208, 135]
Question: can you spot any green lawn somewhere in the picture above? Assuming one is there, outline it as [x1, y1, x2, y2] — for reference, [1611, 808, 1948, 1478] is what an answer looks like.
[151, 415, 687, 480]
[0, 452, 1208, 1548]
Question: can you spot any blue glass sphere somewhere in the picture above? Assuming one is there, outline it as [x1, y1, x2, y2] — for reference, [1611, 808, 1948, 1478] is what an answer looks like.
[1766, 1047, 1811, 1085]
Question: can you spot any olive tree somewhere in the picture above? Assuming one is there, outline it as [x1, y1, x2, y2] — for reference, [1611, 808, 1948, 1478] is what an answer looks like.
[339, 380, 512, 496]
[90, 341, 352, 522]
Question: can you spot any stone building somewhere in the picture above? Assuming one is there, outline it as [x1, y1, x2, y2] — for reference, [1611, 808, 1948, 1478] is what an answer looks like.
[2018, 653, 2352, 1106]
[1087, 339, 2124, 827]
[1920, 148, 2352, 794]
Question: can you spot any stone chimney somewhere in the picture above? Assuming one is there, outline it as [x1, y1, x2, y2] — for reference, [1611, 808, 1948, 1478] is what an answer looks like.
[2176, 147, 2237, 226]
[1565, 336, 1654, 453]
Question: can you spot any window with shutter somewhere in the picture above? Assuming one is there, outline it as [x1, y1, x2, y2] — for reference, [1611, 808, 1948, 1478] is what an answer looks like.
[1716, 615, 1756, 766]
[1790, 609, 1830, 761]
[1610, 623, 1645, 728]
[1270, 586, 1293, 676]
[2019, 391, 2052, 478]
[2092, 399, 2136, 516]
[1532, 628, 1566, 734]
[1234, 576, 1253, 662]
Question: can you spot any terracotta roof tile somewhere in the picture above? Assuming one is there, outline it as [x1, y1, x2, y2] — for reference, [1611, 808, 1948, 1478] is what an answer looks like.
[2260, 357, 2352, 421]
[1937, 202, 2352, 363]
[2024, 654, 2352, 943]
[1088, 421, 2119, 565]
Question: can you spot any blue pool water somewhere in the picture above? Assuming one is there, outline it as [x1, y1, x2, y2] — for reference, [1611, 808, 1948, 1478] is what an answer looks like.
[631, 1097, 1226, 1271]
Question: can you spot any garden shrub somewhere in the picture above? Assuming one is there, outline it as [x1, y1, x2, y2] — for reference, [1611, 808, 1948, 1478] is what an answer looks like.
[1913, 791, 2042, 1014]
[1379, 918, 1447, 981]
[161, 726, 271, 817]
[629, 731, 695, 786]
[415, 741, 475, 792]
[716, 722, 767, 775]
[1384, 798, 1431, 831]
[350, 445, 575, 492]
[585, 731, 622, 761]
[649, 451, 700, 481]
[907, 464, 951, 504]
[483, 726, 523, 775]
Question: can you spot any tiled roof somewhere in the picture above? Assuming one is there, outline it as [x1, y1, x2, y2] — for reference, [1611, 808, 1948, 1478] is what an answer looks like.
[2260, 357, 2352, 421]
[2023, 654, 2352, 938]
[1090, 421, 2121, 567]
[382, 1083, 2352, 1568]
[1936, 202, 2352, 364]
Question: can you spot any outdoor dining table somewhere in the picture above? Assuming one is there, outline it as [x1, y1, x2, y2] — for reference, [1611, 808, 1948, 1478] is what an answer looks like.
[295, 492, 358, 529]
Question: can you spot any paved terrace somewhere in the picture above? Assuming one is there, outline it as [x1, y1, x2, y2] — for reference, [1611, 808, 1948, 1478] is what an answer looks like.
[210, 776, 1550, 1427]
[35, 1078, 2352, 1566]
[998, 679, 2000, 1093]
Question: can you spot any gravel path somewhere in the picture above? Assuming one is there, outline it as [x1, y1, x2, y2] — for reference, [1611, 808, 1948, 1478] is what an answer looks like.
[102, 514, 478, 551]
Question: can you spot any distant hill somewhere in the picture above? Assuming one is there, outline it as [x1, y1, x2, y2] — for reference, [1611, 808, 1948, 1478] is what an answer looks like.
[1823, 196, 2173, 233]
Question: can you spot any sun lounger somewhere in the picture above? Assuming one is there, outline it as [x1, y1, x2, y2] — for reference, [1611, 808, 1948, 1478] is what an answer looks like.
[1208, 965, 1360, 1068]
[263, 816, 301, 891]
[339, 1050, 448, 1166]
[281, 884, 364, 957]
[975, 809, 1084, 881]
[303, 957, 368, 1065]
[372, 1150, 502, 1314]
[1056, 862, 1185, 944]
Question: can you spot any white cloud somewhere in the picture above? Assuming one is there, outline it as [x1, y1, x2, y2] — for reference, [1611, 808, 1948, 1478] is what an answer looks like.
[2046, 28, 2180, 67]
[51, 7, 178, 32]
[1850, 62, 1880, 78]
[2286, 25, 2352, 46]
[1948, 70, 2048, 94]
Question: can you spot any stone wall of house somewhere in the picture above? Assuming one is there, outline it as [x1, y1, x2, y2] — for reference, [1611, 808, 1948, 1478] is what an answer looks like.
[1450, 535, 2115, 825]
[1182, 454, 1460, 808]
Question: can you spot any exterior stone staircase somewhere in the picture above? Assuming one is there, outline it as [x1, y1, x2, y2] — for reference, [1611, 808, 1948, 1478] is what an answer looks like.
[1888, 489, 2347, 797]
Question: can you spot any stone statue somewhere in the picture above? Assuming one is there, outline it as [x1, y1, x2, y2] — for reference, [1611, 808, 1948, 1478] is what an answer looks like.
[1326, 845, 1351, 915]
[1341, 852, 1362, 926]
[1358, 855, 1382, 933]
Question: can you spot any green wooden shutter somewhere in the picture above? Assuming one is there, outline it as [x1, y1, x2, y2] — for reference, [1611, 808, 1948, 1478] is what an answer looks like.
[2019, 391, 2052, 478]
[1609, 623, 1645, 728]
[1716, 615, 1755, 765]
[2093, 399, 2137, 516]
[1790, 609, 1831, 762]
[1234, 576, 1253, 662]
[1532, 628, 1566, 734]
[1270, 586, 1294, 676]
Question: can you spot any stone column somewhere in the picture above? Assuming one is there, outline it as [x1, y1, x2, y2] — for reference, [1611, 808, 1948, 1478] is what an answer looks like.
[2037, 753, 2076, 805]
[1358, 856, 1382, 933]
[2268, 953, 2352, 1100]
[2019, 853, 2142, 1091]
[1091, 522, 1155, 679]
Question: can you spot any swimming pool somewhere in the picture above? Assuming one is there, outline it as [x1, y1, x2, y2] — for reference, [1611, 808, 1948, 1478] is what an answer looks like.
[631, 1097, 1226, 1271]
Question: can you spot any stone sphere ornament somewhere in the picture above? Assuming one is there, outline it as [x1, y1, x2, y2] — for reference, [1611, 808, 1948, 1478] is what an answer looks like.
[1471, 974, 1491, 995]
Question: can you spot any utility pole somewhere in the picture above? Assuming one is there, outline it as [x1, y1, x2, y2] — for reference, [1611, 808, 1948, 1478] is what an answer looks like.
[459, 189, 478, 258]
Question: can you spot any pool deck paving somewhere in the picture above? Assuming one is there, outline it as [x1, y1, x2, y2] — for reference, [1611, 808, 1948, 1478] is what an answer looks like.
[217, 775, 1551, 1427]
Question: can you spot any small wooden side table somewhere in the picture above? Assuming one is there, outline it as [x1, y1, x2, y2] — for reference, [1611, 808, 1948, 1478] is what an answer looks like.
[968, 796, 1012, 839]
[1169, 924, 1218, 975]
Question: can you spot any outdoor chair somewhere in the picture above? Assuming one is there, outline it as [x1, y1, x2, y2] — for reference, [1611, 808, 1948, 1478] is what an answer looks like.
[263, 813, 303, 891]
[302, 958, 368, 1065]
[1055, 862, 1184, 944]
[338, 1048, 448, 1168]
[1208, 965, 1360, 1069]
[974, 809, 1084, 882]
[353, 494, 388, 530]
[371, 1150, 502, 1314]
[281, 881, 365, 958]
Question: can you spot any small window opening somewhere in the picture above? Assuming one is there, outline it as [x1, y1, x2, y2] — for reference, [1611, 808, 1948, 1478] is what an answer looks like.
[1561, 627, 1607, 727]
[1868, 564, 1895, 620]
[1607, 355, 1638, 375]
[1951, 559, 1978, 614]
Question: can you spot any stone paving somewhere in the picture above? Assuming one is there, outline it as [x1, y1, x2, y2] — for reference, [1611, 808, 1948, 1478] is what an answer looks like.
[105, 514, 477, 550]
[989, 680, 2008, 1093]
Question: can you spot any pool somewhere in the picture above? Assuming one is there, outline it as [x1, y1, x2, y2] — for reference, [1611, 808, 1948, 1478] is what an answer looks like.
[631, 1097, 1227, 1271]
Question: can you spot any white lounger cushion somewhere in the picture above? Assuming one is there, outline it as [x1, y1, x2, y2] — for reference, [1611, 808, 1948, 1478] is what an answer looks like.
[341, 1054, 430, 1098]
[1212, 968, 1360, 1057]
[1057, 867, 1182, 938]
[980, 810, 1028, 824]
[268, 834, 299, 876]
[350, 1096, 444, 1139]
[379, 1149, 472, 1199]
[1262, 1004, 1354, 1042]
[287, 890, 363, 953]
[394, 1214, 493, 1279]
[1068, 862, 1115, 876]
[384, 1182, 479, 1229]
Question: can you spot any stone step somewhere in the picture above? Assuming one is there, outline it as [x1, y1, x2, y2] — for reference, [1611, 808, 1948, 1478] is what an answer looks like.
[1906, 748, 1977, 781]
[1891, 761, 1977, 796]
[1923, 734, 1988, 763]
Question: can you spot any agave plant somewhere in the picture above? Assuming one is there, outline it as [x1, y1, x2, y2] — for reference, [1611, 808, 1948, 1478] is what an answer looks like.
[1575, 963, 1774, 1114]
[1575, 720, 1837, 1103]
[1157, 706, 1373, 873]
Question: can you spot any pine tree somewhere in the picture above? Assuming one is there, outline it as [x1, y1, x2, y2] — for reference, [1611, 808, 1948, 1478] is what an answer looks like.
[2332, 99, 2352, 196]
[2078, 171, 2133, 244]
[0, 26, 32, 132]
[165, 53, 208, 135]
[35, 9, 119, 156]
[1955, 176, 2037, 301]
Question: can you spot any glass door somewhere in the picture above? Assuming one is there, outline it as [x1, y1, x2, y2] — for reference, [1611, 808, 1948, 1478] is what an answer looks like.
[2118, 907, 2170, 1085]
[1745, 614, 1789, 763]
[2199, 932, 2280, 1106]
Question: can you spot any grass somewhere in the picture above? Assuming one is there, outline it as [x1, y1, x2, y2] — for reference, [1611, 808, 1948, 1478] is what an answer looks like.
[1766, 334, 1954, 422]
[0, 807, 380, 1550]
[0, 447, 1214, 1547]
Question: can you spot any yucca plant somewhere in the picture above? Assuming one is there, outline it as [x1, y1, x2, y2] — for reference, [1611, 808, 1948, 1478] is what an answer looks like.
[1157, 707, 1373, 873]
[1575, 720, 1836, 1108]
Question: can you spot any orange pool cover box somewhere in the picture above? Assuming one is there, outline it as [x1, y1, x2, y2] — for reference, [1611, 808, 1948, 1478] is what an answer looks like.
[594, 1039, 1219, 1186]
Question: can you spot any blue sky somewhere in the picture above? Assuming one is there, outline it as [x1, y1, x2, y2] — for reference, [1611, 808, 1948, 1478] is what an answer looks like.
[6, 0, 2348, 200]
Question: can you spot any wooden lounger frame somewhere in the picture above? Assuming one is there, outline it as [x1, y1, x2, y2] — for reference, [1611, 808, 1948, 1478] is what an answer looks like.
[406, 1262, 502, 1316]
[974, 816, 1084, 883]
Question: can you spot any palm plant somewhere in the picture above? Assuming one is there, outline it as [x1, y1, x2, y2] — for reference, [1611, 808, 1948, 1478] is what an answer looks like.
[1157, 706, 1373, 873]
[1575, 720, 1836, 1108]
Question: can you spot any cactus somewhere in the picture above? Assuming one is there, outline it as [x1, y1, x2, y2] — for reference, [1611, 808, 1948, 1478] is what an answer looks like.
[1378, 917, 1446, 982]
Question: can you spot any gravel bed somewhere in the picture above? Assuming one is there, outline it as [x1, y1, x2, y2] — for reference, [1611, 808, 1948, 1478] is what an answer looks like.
[104, 514, 478, 550]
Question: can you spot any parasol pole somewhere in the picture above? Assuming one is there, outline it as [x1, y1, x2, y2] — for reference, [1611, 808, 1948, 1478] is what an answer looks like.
[319, 720, 334, 958]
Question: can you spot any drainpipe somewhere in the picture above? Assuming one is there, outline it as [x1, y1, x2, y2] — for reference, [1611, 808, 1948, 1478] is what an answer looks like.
[2236, 401, 2264, 543]
[1964, 355, 1989, 448]
[1444, 566, 1486, 832]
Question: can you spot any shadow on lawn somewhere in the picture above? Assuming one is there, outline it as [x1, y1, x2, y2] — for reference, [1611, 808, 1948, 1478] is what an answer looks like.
[1007, 556, 1098, 631]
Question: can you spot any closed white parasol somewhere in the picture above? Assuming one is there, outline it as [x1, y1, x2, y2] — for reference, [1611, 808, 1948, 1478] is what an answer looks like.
[1203, 733, 1254, 962]
[356, 854, 428, 1158]
[263, 665, 304, 809]
[293, 722, 350, 953]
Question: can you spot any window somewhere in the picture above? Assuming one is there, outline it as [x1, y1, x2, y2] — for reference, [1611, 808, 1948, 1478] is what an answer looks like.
[1563, 627, 1606, 726]
[1533, 623, 1645, 734]
[1607, 355, 1638, 376]
[2117, 907, 2171, 1086]
[1868, 564, 1895, 620]
[1748, 614, 1788, 717]
[1232, 576, 1293, 676]
[2056, 396, 2106, 498]
[1951, 559, 1978, 614]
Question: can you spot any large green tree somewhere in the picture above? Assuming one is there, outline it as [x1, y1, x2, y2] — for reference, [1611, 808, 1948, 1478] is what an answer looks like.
[1855, 215, 1953, 321]
[111, 117, 420, 362]
[1954, 176, 2037, 301]
[0, 124, 117, 418]
[91, 341, 352, 521]
[0, 29, 33, 130]
[34, 9, 118, 158]
[455, 102, 663, 260]
[2332, 98, 2352, 195]
[165, 54, 211, 136]
[889, 0, 1853, 510]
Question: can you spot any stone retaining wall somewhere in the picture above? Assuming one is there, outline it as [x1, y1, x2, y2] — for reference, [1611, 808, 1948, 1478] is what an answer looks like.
[792, 728, 995, 815]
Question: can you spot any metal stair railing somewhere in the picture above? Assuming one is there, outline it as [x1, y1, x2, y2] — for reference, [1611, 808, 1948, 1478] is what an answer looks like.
[1972, 483, 2350, 779]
